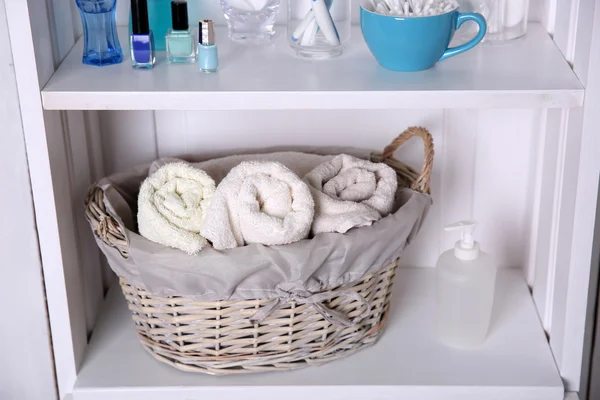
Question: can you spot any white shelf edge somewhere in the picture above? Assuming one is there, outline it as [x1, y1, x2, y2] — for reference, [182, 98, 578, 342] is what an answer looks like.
[42, 89, 584, 111]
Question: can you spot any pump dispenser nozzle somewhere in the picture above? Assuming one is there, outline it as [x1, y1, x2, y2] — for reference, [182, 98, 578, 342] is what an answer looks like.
[444, 220, 480, 261]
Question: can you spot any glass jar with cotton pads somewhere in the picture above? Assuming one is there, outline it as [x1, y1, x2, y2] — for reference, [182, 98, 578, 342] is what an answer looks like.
[219, 0, 281, 43]
[288, 0, 351, 59]
[453, 0, 491, 44]
[483, 0, 529, 41]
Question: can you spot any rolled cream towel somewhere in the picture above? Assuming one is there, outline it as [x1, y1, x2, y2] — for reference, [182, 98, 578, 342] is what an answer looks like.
[200, 161, 314, 250]
[138, 162, 216, 255]
[305, 154, 398, 235]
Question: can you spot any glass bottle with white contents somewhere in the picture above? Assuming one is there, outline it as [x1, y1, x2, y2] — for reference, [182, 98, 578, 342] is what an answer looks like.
[487, 0, 528, 40]
[457, 0, 528, 41]
[287, 0, 351, 59]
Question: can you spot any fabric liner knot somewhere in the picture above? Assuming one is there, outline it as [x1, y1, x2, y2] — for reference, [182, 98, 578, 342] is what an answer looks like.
[250, 288, 372, 327]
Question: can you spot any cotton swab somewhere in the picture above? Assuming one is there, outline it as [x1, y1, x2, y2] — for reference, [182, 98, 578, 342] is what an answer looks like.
[376, 2, 390, 15]
[292, 10, 316, 42]
[301, 19, 319, 46]
[311, 0, 340, 45]
[293, 0, 339, 46]
[367, 0, 458, 16]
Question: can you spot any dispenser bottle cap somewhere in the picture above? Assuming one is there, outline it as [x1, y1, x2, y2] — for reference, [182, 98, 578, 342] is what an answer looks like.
[444, 220, 480, 261]
[171, 1, 189, 31]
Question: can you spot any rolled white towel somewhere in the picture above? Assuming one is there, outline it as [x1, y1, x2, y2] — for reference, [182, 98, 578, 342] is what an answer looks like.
[138, 162, 216, 255]
[200, 161, 314, 250]
[305, 154, 398, 235]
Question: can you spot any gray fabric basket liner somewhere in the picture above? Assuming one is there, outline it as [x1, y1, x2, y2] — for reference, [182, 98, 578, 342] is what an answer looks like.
[93, 146, 432, 302]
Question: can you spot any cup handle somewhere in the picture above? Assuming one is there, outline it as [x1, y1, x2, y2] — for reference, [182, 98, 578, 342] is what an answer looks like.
[439, 13, 487, 61]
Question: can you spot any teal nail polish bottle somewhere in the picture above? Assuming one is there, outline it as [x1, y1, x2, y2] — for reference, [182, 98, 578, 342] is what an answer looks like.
[166, 1, 196, 64]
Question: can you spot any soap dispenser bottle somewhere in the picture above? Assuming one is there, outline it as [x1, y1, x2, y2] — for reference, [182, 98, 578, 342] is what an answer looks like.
[436, 221, 497, 348]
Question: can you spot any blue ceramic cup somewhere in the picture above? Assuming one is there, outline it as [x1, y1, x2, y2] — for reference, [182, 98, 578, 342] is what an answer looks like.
[360, 2, 487, 72]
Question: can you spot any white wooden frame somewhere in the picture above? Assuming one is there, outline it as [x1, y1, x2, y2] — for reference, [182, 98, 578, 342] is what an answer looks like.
[0, 0, 57, 398]
[4, 0, 599, 398]
[532, 0, 600, 392]
[3, 0, 102, 397]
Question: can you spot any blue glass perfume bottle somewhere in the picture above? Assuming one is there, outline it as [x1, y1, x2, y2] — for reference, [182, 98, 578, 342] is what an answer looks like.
[76, 0, 123, 66]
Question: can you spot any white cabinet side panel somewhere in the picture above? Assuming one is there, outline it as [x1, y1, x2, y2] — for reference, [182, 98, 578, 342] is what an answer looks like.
[66, 111, 104, 334]
[553, 0, 579, 62]
[0, 1, 56, 399]
[553, 0, 600, 391]
[532, 109, 562, 321]
[532, 0, 600, 392]
[4, 0, 89, 396]
[51, 0, 106, 337]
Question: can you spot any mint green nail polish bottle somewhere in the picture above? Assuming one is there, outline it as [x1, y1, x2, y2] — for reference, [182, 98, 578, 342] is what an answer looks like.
[166, 1, 196, 64]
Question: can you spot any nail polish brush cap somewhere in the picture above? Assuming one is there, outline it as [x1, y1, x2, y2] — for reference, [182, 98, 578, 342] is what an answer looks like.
[171, 1, 189, 31]
[199, 19, 216, 45]
[131, 0, 150, 35]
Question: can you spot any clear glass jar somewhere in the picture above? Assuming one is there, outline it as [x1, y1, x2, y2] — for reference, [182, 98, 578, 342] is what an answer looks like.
[220, 0, 281, 44]
[287, 0, 351, 59]
[460, 0, 528, 41]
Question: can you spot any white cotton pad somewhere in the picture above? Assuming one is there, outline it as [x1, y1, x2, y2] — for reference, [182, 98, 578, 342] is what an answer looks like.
[504, 0, 526, 27]
[249, 0, 270, 11]
[227, 0, 269, 12]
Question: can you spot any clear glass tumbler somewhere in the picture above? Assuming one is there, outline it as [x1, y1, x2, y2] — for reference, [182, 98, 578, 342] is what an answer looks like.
[76, 0, 123, 66]
[219, 0, 281, 44]
[288, 0, 351, 59]
[485, 0, 529, 41]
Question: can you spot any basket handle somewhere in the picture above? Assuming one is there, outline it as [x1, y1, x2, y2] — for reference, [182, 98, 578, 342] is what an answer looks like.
[85, 186, 130, 259]
[380, 127, 434, 194]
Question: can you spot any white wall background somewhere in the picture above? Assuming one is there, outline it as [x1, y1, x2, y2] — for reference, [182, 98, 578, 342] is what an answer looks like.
[0, 0, 56, 398]
[113, 0, 544, 26]
[95, 0, 546, 275]
[97, 108, 542, 275]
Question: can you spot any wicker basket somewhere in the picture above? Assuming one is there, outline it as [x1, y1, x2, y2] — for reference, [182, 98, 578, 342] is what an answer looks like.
[85, 127, 434, 375]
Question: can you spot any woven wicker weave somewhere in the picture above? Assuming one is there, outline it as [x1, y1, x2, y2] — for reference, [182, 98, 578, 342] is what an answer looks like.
[85, 127, 434, 375]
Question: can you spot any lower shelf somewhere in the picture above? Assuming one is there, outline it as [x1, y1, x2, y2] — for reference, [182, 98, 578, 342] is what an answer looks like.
[72, 268, 563, 400]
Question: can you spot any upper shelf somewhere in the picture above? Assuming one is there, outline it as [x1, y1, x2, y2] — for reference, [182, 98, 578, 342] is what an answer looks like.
[42, 24, 584, 111]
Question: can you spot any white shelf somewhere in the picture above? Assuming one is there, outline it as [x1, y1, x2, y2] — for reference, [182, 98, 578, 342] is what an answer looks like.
[42, 24, 583, 111]
[72, 267, 563, 400]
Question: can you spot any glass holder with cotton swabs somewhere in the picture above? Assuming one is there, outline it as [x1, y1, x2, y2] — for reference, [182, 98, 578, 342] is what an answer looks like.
[287, 0, 351, 59]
